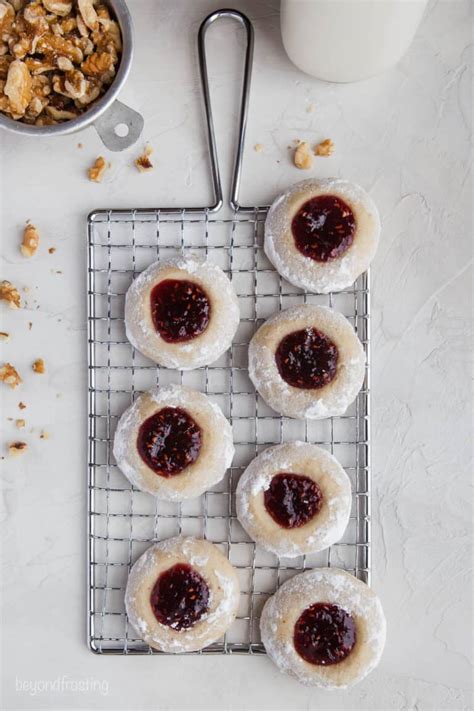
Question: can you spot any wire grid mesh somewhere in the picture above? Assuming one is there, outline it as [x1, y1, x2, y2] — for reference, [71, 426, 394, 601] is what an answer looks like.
[87, 207, 371, 654]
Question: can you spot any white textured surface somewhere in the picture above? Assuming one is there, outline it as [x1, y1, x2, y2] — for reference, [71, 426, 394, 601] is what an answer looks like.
[0, 0, 471, 709]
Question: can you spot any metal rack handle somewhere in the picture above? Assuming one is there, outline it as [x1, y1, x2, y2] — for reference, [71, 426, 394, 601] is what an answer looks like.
[198, 9, 255, 212]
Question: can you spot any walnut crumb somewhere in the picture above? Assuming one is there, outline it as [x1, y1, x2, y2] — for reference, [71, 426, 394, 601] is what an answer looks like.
[16, 418, 25, 429]
[294, 141, 313, 170]
[134, 144, 153, 173]
[0, 363, 22, 388]
[254, 143, 263, 153]
[18, 401, 26, 410]
[314, 138, 334, 157]
[32, 358, 45, 374]
[48, 247, 56, 254]
[306, 102, 316, 114]
[20, 223, 40, 258]
[77, 143, 83, 149]
[88, 156, 109, 182]
[0, 332, 10, 342]
[40, 430, 50, 440]
[9, 441, 28, 456]
[0, 280, 21, 309]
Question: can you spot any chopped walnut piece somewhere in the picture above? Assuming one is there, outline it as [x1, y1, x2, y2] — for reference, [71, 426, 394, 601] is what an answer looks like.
[40, 430, 51, 440]
[134, 145, 153, 173]
[0, 280, 21, 308]
[18, 401, 26, 409]
[314, 138, 334, 157]
[16, 418, 25, 429]
[88, 155, 109, 182]
[0, 1, 14, 35]
[0, 363, 22, 388]
[4, 59, 32, 116]
[43, 0, 73, 17]
[294, 141, 313, 170]
[32, 358, 45, 374]
[81, 50, 114, 77]
[78, 0, 98, 31]
[20, 223, 40, 257]
[48, 246, 56, 254]
[9, 441, 27, 456]
[0, 331, 10, 341]
[254, 143, 263, 153]
[57, 55, 74, 72]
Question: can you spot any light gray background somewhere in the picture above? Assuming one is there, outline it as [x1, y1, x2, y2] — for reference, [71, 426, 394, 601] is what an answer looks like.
[0, 1, 472, 709]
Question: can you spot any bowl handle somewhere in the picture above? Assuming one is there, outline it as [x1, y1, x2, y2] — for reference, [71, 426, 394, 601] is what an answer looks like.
[93, 99, 144, 152]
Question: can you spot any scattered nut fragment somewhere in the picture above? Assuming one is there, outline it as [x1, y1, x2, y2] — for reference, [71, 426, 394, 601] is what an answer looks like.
[20, 223, 40, 257]
[294, 141, 312, 170]
[254, 143, 263, 153]
[88, 155, 109, 182]
[134, 144, 153, 173]
[18, 401, 26, 409]
[0, 362, 22, 388]
[48, 247, 56, 254]
[9, 441, 27, 456]
[306, 102, 316, 114]
[40, 430, 51, 440]
[16, 418, 25, 429]
[0, 331, 10, 342]
[0, 280, 21, 308]
[314, 138, 334, 157]
[32, 358, 45, 374]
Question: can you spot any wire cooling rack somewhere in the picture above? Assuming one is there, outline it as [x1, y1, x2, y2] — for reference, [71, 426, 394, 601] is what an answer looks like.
[87, 10, 371, 655]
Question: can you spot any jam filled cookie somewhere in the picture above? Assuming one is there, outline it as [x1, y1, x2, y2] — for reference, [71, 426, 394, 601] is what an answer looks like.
[113, 385, 234, 501]
[125, 255, 240, 369]
[248, 304, 365, 419]
[264, 178, 380, 293]
[125, 536, 240, 653]
[260, 568, 386, 688]
[236, 442, 351, 557]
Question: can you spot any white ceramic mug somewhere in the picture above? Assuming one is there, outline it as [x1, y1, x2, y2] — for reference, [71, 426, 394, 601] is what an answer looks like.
[281, 0, 428, 82]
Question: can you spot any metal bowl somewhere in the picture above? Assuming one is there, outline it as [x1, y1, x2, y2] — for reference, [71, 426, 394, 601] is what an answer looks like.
[0, 0, 143, 150]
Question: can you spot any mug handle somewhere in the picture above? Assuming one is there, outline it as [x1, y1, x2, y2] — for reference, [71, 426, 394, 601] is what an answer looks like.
[93, 100, 144, 152]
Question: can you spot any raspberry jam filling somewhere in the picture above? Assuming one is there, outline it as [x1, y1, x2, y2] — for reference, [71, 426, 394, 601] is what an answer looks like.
[150, 279, 211, 343]
[264, 473, 323, 528]
[292, 195, 356, 263]
[294, 603, 356, 666]
[137, 407, 202, 477]
[150, 563, 210, 630]
[275, 328, 338, 389]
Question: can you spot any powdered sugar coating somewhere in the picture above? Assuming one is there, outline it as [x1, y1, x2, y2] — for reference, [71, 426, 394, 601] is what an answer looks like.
[113, 385, 234, 501]
[124, 255, 240, 369]
[265, 178, 380, 293]
[125, 536, 240, 653]
[260, 568, 386, 688]
[236, 442, 351, 557]
[248, 304, 366, 419]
